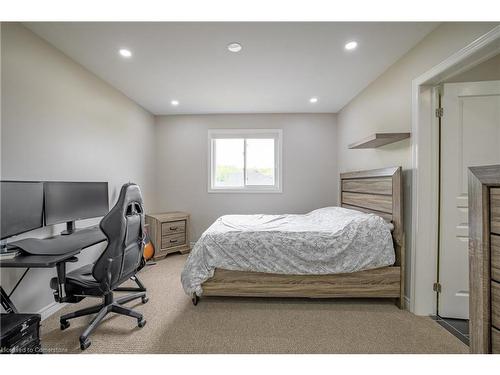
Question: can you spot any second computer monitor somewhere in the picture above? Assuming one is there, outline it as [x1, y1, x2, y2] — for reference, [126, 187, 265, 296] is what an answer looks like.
[44, 182, 109, 232]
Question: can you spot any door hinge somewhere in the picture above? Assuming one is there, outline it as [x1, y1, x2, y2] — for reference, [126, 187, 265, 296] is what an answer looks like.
[433, 282, 442, 293]
[435, 107, 444, 118]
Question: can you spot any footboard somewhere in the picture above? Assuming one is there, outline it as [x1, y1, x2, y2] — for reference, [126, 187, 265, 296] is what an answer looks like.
[202, 267, 401, 298]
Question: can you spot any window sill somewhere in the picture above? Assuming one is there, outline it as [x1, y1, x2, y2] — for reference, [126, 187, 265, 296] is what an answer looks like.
[208, 188, 283, 194]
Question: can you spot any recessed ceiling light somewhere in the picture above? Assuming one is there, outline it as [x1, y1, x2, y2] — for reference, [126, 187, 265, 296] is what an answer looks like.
[344, 41, 358, 51]
[309, 97, 318, 103]
[119, 48, 132, 58]
[227, 42, 242, 53]
[171, 100, 179, 106]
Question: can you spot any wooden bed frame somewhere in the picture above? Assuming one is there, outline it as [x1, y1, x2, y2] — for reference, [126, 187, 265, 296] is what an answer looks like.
[197, 166, 405, 308]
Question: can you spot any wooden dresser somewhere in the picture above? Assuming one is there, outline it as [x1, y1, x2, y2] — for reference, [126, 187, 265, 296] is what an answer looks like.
[145, 212, 190, 259]
[468, 165, 500, 353]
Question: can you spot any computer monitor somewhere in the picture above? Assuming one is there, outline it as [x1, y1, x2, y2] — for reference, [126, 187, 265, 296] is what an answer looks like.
[44, 181, 109, 235]
[1, 181, 44, 240]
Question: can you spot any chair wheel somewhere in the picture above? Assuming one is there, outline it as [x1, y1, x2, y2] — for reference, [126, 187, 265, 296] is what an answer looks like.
[141, 296, 149, 304]
[138, 318, 146, 328]
[60, 320, 70, 330]
[192, 294, 199, 306]
[80, 338, 91, 350]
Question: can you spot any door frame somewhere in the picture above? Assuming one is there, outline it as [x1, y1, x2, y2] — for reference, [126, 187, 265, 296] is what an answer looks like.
[410, 25, 500, 315]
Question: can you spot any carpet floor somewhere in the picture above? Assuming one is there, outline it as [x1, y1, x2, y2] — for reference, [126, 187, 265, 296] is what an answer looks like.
[41, 254, 468, 354]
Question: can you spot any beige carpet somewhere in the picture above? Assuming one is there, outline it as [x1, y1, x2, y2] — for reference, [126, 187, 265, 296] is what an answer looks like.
[40, 254, 468, 354]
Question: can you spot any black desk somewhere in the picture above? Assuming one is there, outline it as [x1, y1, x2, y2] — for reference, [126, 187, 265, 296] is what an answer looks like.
[0, 250, 81, 269]
[0, 227, 107, 314]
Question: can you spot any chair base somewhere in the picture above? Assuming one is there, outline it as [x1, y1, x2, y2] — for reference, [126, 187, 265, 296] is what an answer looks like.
[60, 289, 147, 350]
[114, 275, 147, 293]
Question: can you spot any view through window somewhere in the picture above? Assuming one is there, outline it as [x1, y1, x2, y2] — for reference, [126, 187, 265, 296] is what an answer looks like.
[209, 130, 281, 192]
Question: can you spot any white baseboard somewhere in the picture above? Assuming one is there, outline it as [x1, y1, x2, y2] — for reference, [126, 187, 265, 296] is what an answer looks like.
[38, 301, 66, 321]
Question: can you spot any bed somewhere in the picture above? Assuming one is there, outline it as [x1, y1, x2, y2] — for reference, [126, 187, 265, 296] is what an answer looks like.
[181, 166, 405, 308]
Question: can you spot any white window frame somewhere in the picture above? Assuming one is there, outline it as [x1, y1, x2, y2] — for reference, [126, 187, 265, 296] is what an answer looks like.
[208, 129, 283, 193]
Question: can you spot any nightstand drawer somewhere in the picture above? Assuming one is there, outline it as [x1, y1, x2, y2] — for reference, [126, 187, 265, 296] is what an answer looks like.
[162, 233, 186, 248]
[493, 327, 500, 354]
[492, 281, 500, 330]
[161, 220, 186, 236]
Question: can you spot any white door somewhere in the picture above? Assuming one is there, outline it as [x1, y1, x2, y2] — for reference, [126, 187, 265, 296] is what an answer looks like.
[439, 80, 500, 319]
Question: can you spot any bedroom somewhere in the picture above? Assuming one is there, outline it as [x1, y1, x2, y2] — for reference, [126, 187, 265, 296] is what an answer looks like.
[1, 0, 500, 371]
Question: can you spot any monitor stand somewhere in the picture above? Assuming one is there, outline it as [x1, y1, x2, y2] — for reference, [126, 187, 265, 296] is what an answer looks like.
[61, 221, 76, 236]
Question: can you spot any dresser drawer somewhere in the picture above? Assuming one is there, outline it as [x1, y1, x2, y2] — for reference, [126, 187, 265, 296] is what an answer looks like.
[492, 188, 500, 235]
[492, 281, 500, 330]
[492, 235, 500, 282]
[493, 327, 500, 354]
[161, 220, 186, 236]
[161, 233, 186, 249]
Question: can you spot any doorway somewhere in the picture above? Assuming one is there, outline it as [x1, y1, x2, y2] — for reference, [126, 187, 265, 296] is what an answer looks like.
[437, 78, 500, 320]
[410, 26, 500, 318]
[433, 60, 500, 344]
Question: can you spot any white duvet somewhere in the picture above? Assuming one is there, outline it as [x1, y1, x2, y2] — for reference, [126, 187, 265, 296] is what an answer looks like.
[181, 207, 395, 297]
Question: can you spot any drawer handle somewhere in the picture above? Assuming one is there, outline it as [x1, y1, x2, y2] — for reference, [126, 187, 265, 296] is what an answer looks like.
[169, 226, 178, 230]
[170, 239, 178, 243]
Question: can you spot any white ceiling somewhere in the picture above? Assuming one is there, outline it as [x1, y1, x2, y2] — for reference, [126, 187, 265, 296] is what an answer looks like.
[25, 22, 438, 115]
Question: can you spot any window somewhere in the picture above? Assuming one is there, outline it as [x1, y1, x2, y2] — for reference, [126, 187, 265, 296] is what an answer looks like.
[208, 129, 282, 193]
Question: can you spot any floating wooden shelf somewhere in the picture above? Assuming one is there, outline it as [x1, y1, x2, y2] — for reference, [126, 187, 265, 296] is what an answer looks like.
[348, 132, 411, 149]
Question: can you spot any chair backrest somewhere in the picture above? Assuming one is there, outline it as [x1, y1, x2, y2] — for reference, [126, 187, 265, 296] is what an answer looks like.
[92, 183, 145, 292]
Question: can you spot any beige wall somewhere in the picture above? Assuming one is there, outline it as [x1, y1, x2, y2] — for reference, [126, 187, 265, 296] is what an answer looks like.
[155, 113, 338, 240]
[1, 23, 157, 314]
[336, 22, 500, 299]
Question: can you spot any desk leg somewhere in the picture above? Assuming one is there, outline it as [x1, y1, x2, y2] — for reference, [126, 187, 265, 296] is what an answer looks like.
[1, 287, 18, 314]
[1, 268, 30, 314]
[56, 261, 67, 302]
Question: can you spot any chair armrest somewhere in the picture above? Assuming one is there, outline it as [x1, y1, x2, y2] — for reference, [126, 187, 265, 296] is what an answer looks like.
[52, 256, 79, 302]
[54, 260, 69, 302]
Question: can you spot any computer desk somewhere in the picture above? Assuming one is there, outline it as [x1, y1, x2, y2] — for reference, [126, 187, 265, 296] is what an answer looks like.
[0, 227, 107, 314]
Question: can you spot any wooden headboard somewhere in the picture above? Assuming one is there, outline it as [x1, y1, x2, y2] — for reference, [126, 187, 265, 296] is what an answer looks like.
[340, 166, 404, 267]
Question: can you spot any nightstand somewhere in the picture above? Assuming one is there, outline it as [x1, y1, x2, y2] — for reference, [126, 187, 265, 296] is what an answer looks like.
[145, 212, 191, 259]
